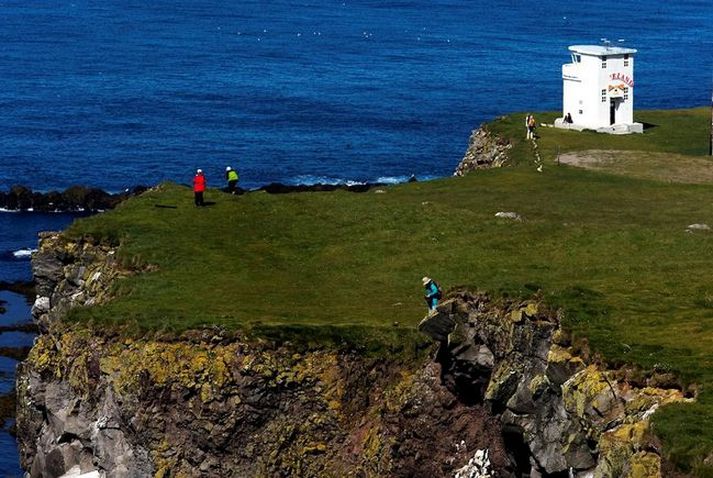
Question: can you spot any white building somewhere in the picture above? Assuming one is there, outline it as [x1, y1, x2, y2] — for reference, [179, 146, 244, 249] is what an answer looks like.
[555, 44, 643, 134]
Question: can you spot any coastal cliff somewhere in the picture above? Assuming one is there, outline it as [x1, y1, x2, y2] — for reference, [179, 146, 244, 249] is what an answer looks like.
[16, 232, 691, 477]
[17, 233, 507, 477]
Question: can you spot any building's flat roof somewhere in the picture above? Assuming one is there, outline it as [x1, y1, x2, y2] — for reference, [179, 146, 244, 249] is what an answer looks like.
[569, 45, 637, 56]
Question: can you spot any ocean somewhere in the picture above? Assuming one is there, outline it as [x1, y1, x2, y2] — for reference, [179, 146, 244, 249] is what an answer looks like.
[0, 0, 711, 474]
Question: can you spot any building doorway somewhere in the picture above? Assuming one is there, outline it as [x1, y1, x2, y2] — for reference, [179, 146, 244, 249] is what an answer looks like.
[609, 98, 622, 125]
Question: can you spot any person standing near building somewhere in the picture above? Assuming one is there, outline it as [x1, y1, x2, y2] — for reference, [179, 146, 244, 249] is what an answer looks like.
[193, 169, 206, 206]
[527, 114, 537, 139]
[225, 166, 239, 194]
[422, 276, 442, 311]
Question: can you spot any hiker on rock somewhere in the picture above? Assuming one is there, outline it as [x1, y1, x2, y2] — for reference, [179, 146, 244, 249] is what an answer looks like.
[422, 276, 442, 311]
[225, 166, 239, 194]
[193, 169, 206, 206]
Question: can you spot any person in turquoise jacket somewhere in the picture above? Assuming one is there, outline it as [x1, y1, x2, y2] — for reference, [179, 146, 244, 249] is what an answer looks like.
[422, 276, 441, 310]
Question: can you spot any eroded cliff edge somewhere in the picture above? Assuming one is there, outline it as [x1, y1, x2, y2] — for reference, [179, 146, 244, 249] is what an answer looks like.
[17, 232, 693, 477]
[17, 233, 508, 477]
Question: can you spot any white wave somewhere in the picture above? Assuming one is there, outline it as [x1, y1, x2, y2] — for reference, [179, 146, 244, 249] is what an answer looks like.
[13, 248, 37, 259]
[374, 175, 413, 184]
[285, 174, 442, 187]
[285, 175, 367, 187]
[374, 174, 439, 184]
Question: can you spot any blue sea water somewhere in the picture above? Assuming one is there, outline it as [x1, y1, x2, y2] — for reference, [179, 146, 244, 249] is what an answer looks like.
[0, 1, 711, 474]
[0, 0, 711, 192]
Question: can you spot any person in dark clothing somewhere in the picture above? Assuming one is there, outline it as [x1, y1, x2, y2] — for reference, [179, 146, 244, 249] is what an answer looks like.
[422, 276, 441, 310]
[225, 166, 239, 194]
[193, 169, 206, 206]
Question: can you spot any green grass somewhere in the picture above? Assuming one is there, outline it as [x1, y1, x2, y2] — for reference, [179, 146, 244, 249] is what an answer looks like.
[66, 107, 713, 473]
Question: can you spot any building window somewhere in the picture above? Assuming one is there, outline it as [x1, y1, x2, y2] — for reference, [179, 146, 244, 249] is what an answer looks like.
[578, 109, 583, 115]
[624, 94, 629, 101]
[601, 89, 607, 102]
[601, 56, 607, 68]
[624, 60, 629, 66]
[624, 87, 629, 93]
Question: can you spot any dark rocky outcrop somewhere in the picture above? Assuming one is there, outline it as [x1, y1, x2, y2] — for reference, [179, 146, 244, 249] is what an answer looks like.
[254, 181, 396, 194]
[0, 185, 148, 212]
[454, 125, 512, 176]
[420, 291, 691, 477]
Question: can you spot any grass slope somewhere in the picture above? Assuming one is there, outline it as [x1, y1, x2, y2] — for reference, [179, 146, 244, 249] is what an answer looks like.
[67, 107, 713, 474]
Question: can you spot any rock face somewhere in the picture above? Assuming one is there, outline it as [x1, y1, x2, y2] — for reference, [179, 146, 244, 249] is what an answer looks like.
[31, 232, 130, 332]
[419, 291, 690, 477]
[453, 126, 512, 176]
[18, 233, 509, 477]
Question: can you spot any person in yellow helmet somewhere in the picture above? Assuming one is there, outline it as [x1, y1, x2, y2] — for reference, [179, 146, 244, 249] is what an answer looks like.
[225, 166, 239, 194]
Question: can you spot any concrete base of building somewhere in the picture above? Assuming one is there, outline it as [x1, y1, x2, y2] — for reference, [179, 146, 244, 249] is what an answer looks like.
[554, 118, 644, 135]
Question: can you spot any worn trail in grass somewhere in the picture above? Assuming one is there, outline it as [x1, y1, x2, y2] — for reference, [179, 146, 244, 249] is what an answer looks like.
[67, 107, 713, 474]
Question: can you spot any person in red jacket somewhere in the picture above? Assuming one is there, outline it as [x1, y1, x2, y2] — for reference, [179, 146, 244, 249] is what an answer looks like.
[193, 169, 206, 206]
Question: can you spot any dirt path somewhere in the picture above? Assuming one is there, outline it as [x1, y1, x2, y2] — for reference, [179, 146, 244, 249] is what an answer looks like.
[559, 149, 713, 184]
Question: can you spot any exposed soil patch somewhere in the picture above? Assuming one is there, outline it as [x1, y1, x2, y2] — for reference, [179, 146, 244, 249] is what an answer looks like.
[559, 149, 713, 184]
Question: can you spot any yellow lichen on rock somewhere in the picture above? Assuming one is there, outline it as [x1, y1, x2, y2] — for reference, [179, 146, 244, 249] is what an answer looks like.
[509, 309, 523, 323]
[562, 365, 613, 419]
[623, 452, 661, 478]
[547, 344, 573, 364]
[595, 422, 656, 478]
[524, 301, 539, 318]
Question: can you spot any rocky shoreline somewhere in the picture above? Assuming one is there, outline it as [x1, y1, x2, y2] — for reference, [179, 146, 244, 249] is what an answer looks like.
[0, 186, 149, 213]
[0, 283, 37, 459]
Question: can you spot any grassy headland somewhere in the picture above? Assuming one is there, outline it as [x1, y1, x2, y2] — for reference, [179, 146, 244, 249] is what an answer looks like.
[66, 107, 713, 474]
